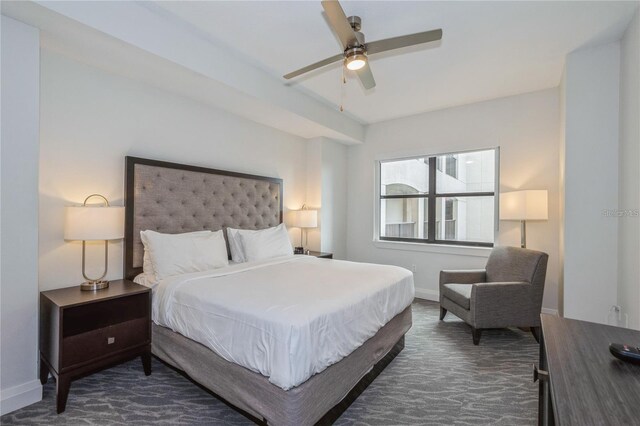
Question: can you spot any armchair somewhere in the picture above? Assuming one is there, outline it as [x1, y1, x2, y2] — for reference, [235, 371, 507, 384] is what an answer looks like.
[439, 246, 548, 345]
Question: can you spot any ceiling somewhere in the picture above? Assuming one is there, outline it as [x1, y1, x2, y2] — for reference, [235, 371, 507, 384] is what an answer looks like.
[150, 1, 638, 123]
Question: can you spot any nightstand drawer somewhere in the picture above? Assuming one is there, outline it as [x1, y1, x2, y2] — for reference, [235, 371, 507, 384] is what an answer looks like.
[61, 317, 149, 368]
[63, 293, 149, 337]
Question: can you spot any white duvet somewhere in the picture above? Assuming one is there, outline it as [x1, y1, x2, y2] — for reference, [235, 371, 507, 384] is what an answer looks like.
[150, 255, 414, 390]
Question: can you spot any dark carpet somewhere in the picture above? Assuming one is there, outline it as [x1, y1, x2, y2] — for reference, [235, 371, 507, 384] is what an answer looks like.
[1, 300, 539, 425]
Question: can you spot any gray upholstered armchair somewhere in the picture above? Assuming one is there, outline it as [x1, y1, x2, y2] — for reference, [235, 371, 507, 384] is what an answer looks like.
[439, 246, 549, 345]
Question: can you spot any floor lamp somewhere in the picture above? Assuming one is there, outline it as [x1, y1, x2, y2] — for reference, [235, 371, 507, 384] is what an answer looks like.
[500, 190, 548, 248]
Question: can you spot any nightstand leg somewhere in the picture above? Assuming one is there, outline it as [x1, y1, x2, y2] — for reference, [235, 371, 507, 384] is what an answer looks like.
[39, 357, 49, 385]
[56, 375, 70, 414]
[142, 351, 151, 376]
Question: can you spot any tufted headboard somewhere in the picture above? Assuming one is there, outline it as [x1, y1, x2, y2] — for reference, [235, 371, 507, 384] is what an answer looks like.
[124, 156, 283, 280]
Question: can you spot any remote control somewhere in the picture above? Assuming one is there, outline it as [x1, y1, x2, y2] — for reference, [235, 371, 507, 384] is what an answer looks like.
[609, 343, 640, 365]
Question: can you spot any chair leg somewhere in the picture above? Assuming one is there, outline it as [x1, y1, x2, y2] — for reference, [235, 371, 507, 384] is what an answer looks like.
[531, 326, 541, 343]
[472, 328, 482, 345]
[439, 307, 447, 320]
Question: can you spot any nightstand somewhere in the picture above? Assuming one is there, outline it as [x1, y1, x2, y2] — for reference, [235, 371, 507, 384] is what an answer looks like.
[305, 251, 333, 259]
[39, 280, 151, 413]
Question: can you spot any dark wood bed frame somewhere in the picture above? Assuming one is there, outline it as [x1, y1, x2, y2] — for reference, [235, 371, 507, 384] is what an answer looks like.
[123, 156, 406, 425]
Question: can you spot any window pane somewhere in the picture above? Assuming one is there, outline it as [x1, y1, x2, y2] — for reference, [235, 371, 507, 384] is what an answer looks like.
[436, 149, 495, 193]
[380, 158, 429, 196]
[422, 199, 429, 239]
[435, 196, 494, 243]
[380, 198, 428, 239]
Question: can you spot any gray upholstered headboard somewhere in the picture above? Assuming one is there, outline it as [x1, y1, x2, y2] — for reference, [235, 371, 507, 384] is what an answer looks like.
[124, 156, 283, 280]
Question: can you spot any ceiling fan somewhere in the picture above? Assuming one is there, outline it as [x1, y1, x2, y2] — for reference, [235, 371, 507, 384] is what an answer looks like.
[283, 0, 443, 90]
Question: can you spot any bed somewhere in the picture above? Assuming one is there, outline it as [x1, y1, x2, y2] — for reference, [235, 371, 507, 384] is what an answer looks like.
[123, 156, 414, 425]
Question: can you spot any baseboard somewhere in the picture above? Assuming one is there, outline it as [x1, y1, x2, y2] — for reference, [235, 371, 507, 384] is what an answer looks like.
[541, 308, 559, 316]
[414, 288, 439, 302]
[0, 380, 42, 415]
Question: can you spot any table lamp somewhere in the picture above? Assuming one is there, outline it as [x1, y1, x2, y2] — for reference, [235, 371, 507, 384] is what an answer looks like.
[500, 190, 548, 248]
[64, 194, 125, 291]
[292, 205, 318, 254]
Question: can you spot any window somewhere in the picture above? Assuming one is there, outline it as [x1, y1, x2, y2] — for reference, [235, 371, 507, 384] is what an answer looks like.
[437, 154, 458, 179]
[379, 148, 497, 247]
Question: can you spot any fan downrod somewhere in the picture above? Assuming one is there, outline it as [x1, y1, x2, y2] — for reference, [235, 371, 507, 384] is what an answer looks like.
[347, 16, 365, 46]
[348, 16, 361, 31]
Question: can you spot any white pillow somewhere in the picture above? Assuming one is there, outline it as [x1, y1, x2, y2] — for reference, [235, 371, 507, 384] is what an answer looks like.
[140, 230, 228, 280]
[239, 224, 293, 262]
[226, 227, 247, 263]
[133, 272, 157, 289]
[227, 224, 288, 263]
[142, 230, 211, 282]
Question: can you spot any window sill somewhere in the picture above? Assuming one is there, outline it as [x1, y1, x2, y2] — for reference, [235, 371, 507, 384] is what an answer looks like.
[373, 239, 492, 258]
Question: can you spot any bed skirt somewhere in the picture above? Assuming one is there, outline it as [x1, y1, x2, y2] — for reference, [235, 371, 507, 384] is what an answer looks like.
[152, 304, 412, 425]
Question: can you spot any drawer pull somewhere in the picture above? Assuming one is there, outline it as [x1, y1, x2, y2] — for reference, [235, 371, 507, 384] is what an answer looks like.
[107, 337, 115, 345]
[533, 364, 548, 383]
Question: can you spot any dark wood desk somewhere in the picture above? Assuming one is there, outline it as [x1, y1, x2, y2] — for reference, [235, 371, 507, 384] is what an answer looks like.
[538, 314, 640, 425]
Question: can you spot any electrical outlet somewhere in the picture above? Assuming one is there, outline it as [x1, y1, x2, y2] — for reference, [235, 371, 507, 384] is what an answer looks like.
[607, 305, 628, 327]
[411, 264, 417, 273]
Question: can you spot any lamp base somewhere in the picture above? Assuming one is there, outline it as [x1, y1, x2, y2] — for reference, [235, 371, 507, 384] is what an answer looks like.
[80, 280, 109, 291]
[520, 220, 527, 249]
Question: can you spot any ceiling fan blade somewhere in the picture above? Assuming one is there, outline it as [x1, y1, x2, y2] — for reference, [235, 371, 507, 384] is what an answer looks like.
[356, 62, 376, 90]
[321, 0, 358, 49]
[283, 54, 344, 79]
[366, 29, 443, 55]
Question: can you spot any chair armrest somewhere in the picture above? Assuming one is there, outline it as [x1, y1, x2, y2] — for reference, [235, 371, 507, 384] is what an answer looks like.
[439, 269, 486, 286]
[471, 282, 537, 328]
[472, 281, 530, 299]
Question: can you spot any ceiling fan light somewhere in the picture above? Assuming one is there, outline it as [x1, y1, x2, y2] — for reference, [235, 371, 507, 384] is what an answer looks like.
[344, 46, 368, 71]
[345, 55, 367, 70]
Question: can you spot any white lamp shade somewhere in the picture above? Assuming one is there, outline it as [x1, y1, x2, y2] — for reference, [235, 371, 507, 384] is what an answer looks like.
[500, 190, 548, 221]
[292, 209, 318, 228]
[64, 206, 125, 241]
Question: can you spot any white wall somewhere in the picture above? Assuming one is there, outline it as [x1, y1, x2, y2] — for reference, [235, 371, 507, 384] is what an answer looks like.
[0, 16, 42, 415]
[39, 50, 309, 291]
[304, 138, 322, 251]
[562, 41, 620, 324]
[320, 139, 348, 259]
[558, 70, 567, 318]
[618, 9, 640, 329]
[304, 137, 348, 259]
[347, 89, 560, 310]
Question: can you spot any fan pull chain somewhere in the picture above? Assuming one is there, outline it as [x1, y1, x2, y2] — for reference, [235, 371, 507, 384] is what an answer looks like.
[339, 68, 346, 112]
